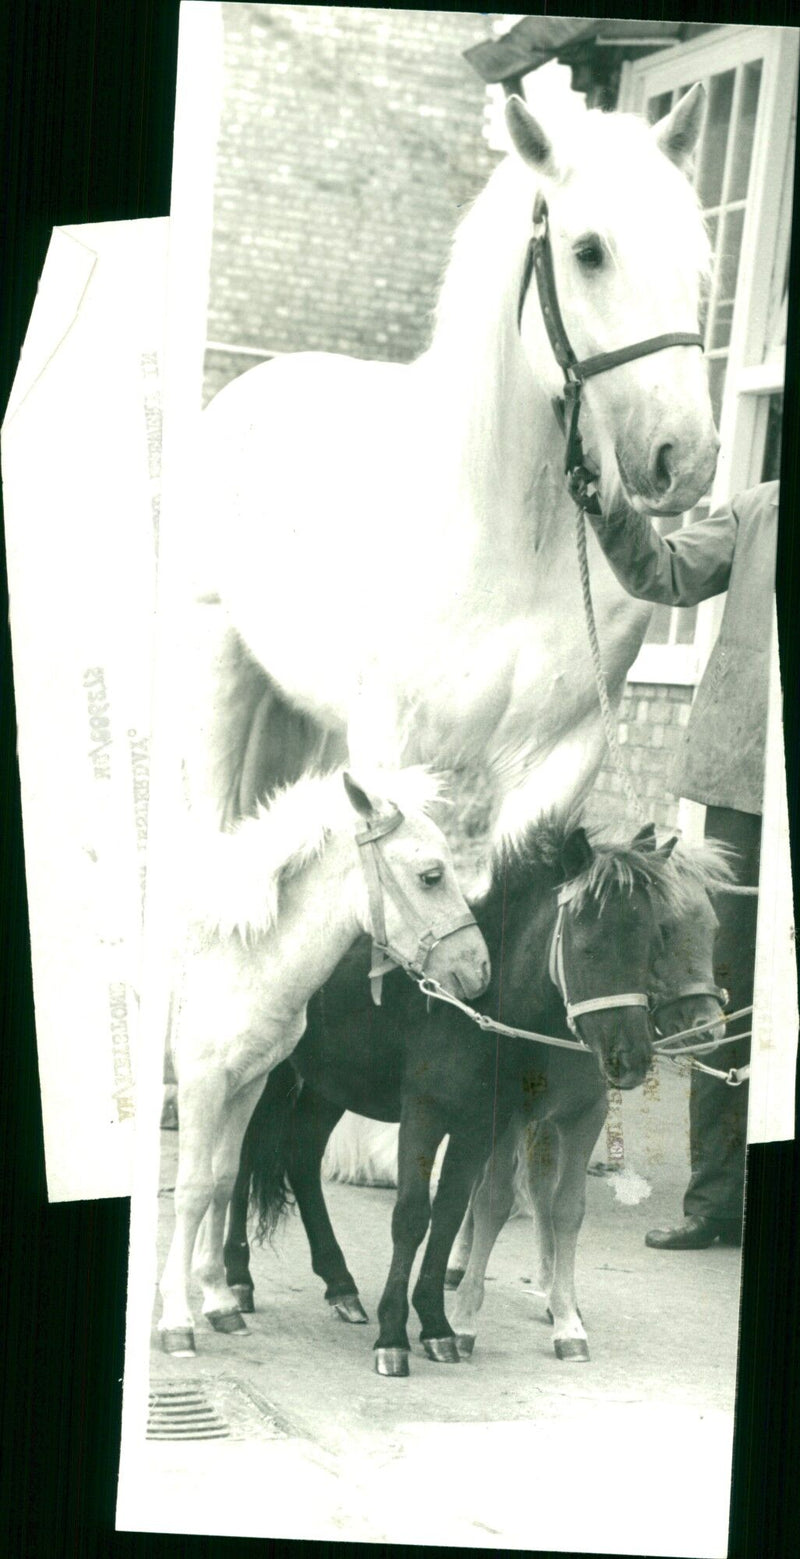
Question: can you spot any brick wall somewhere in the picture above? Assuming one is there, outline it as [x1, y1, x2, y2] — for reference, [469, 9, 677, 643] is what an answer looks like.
[584, 683, 693, 835]
[204, 4, 502, 403]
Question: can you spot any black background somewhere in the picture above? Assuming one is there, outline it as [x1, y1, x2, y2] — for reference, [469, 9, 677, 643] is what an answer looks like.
[1, 3, 798, 1556]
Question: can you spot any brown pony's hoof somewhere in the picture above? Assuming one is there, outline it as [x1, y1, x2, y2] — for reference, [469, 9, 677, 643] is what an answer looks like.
[444, 1267, 465, 1290]
[422, 1335, 460, 1364]
[205, 1308, 248, 1335]
[554, 1337, 589, 1362]
[374, 1347, 410, 1377]
[330, 1293, 369, 1324]
[230, 1284, 254, 1314]
[160, 1327, 196, 1356]
[455, 1334, 475, 1358]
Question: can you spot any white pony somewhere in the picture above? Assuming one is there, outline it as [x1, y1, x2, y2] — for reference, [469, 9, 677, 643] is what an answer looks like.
[158, 767, 489, 1355]
[185, 85, 716, 843]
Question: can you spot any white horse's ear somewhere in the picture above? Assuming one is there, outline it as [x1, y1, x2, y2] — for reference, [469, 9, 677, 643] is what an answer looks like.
[505, 95, 557, 176]
[652, 83, 705, 174]
[655, 834, 679, 860]
[343, 771, 378, 820]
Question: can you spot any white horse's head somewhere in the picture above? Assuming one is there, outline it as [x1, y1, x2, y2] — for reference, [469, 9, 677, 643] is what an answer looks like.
[508, 87, 718, 515]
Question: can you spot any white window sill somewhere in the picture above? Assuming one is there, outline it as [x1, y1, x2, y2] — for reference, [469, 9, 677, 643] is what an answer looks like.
[627, 644, 700, 686]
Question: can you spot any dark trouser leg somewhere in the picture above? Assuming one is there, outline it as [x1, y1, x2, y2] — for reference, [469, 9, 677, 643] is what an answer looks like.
[683, 807, 760, 1226]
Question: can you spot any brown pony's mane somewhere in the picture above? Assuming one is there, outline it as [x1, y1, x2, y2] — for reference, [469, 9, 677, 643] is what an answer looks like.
[483, 811, 735, 922]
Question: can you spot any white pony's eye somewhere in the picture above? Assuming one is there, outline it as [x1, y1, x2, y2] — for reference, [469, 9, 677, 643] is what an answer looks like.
[419, 866, 444, 887]
[574, 237, 605, 271]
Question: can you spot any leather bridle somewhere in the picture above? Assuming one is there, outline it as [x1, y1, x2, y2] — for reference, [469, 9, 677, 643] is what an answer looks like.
[517, 189, 704, 512]
[355, 809, 478, 1005]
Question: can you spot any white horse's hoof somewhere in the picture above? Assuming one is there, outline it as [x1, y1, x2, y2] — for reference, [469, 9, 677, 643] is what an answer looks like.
[160, 1327, 196, 1356]
[455, 1333, 476, 1358]
[554, 1337, 589, 1362]
[205, 1308, 248, 1334]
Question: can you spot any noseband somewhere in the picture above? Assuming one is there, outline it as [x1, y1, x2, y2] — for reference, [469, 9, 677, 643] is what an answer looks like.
[548, 882, 650, 1040]
[649, 982, 728, 1033]
[518, 190, 704, 511]
[356, 810, 478, 1005]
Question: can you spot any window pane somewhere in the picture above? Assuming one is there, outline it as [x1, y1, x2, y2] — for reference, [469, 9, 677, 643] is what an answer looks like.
[762, 394, 783, 481]
[642, 513, 700, 646]
[729, 59, 762, 201]
[699, 213, 718, 338]
[696, 70, 735, 209]
[708, 355, 727, 428]
[710, 207, 745, 350]
[645, 604, 672, 644]
[675, 604, 698, 644]
[647, 90, 673, 126]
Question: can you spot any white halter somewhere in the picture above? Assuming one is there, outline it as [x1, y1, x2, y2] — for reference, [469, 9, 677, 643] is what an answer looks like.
[547, 881, 650, 1038]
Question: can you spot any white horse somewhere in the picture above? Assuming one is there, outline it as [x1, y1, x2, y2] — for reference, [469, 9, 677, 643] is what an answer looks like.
[185, 84, 716, 844]
[158, 767, 489, 1355]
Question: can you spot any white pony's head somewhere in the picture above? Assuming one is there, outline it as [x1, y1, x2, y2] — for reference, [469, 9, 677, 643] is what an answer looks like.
[507, 86, 719, 515]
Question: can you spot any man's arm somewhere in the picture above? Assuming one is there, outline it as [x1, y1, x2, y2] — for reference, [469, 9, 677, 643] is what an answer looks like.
[587, 500, 737, 607]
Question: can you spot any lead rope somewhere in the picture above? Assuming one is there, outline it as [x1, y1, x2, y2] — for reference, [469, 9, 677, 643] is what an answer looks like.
[574, 503, 649, 826]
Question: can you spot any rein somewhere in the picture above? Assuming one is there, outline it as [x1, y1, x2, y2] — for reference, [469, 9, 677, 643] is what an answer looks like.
[406, 874, 753, 1087]
[355, 809, 478, 1005]
[416, 880, 650, 1058]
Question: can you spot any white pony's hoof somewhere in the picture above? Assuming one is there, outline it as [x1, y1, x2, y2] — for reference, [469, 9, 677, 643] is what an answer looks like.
[160, 1327, 196, 1356]
[205, 1308, 248, 1334]
[554, 1337, 589, 1362]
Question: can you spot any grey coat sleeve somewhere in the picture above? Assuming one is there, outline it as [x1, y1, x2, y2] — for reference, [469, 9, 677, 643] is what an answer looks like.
[587, 500, 738, 607]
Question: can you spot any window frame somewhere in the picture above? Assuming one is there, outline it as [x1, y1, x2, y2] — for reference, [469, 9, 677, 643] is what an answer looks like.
[617, 25, 797, 687]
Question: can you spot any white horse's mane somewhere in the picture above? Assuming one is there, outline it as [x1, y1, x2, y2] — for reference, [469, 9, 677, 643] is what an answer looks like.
[421, 98, 711, 512]
[182, 765, 442, 941]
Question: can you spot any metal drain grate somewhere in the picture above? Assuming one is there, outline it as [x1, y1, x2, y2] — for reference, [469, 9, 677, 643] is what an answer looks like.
[147, 1380, 230, 1440]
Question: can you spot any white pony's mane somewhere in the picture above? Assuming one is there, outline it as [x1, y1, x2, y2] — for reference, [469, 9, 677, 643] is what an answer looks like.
[422, 97, 711, 513]
[183, 766, 441, 941]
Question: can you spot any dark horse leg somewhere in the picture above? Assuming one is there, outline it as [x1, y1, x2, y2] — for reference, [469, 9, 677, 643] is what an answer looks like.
[225, 1152, 256, 1312]
[412, 1125, 493, 1363]
[374, 1105, 448, 1377]
[286, 1088, 369, 1323]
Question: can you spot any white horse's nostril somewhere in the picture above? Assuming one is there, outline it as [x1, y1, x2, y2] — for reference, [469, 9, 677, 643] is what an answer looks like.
[652, 441, 674, 494]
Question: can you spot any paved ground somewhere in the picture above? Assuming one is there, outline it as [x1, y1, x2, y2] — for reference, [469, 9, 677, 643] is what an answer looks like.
[139, 1063, 742, 1554]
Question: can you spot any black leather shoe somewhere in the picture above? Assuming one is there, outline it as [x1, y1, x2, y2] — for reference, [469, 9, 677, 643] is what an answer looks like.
[645, 1215, 742, 1250]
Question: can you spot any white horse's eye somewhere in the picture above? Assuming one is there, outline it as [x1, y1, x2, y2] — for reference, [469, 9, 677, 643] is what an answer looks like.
[419, 867, 444, 887]
[574, 238, 604, 271]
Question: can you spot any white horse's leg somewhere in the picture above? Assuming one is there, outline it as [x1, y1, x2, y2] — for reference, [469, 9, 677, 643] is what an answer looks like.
[192, 1074, 267, 1328]
[444, 1196, 475, 1288]
[547, 1097, 607, 1363]
[448, 1116, 518, 1353]
[158, 1070, 227, 1353]
[523, 1118, 558, 1298]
